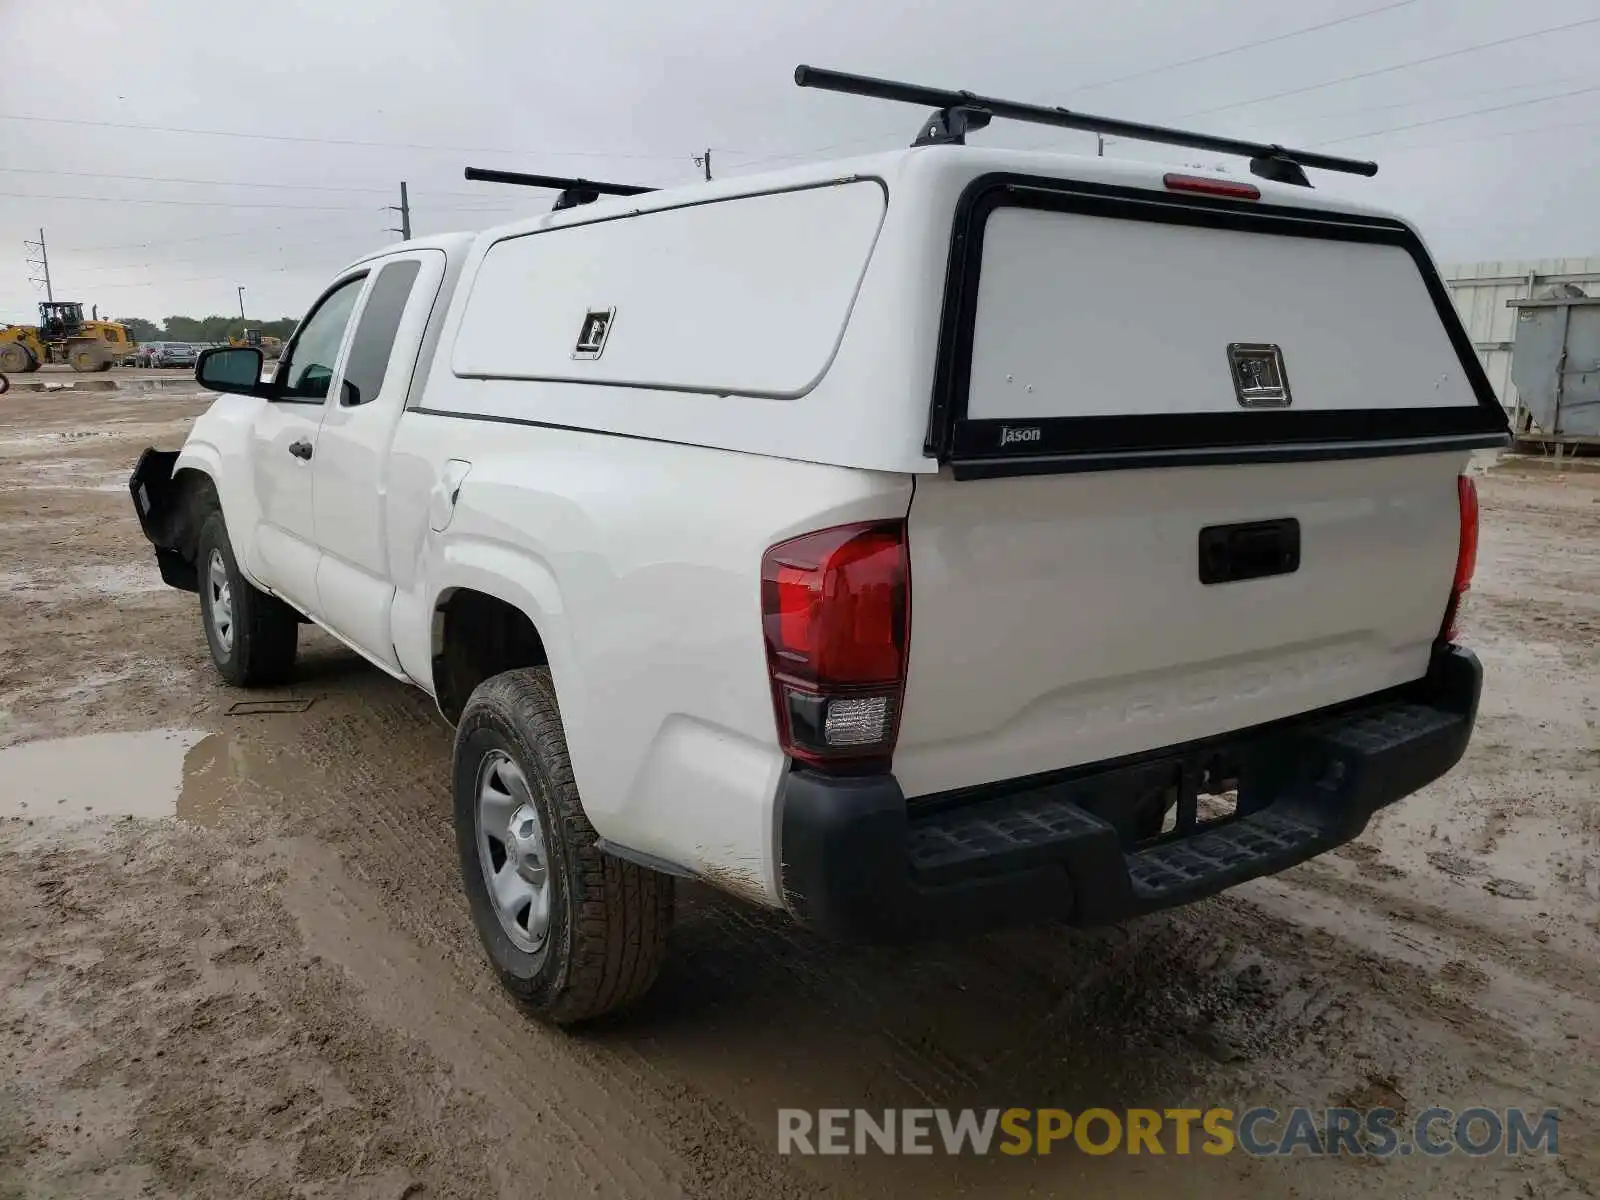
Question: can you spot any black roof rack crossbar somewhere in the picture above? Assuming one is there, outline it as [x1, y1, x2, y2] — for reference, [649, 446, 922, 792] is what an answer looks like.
[464, 167, 655, 212]
[793, 65, 1378, 188]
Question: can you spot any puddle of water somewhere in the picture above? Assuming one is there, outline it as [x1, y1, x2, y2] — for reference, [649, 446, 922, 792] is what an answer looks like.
[0, 728, 270, 825]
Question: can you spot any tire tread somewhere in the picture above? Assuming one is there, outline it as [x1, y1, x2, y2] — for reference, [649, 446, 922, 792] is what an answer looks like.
[457, 668, 672, 1024]
[197, 511, 299, 687]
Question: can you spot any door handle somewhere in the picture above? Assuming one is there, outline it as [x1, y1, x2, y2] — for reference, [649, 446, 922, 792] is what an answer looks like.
[288, 439, 314, 461]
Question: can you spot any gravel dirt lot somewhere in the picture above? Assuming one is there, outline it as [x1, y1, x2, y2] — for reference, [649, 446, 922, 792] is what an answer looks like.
[1, 389, 1595, 1199]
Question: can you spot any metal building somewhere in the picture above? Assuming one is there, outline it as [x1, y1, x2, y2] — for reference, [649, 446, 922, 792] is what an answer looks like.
[1441, 258, 1600, 418]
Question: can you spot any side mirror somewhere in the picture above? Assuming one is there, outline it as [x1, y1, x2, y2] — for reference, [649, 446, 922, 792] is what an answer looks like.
[196, 346, 271, 396]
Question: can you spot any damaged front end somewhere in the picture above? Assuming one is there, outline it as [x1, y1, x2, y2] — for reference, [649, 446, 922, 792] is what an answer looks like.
[128, 448, 201, 593]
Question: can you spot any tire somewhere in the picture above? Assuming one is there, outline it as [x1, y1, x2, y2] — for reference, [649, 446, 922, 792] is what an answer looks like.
[0, 343, 28, 373]
[196, 511, 299, 686]
[69, 346, 103, 373]
[454, 668, 673, 1024]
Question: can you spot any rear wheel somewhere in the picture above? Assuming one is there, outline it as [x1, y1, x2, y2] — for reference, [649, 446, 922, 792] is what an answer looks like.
[196, 511, 299, 686]
[68, 345, 104, 373]
[454, 667, 673, 1024]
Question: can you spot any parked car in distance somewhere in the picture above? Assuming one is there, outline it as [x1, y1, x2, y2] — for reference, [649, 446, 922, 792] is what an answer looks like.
[133, 342, 180, 367]
[147, 342, 197, 369]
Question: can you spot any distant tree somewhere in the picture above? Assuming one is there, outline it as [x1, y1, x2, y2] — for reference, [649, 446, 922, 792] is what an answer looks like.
[162, 315, 206, 342]
[116, 316, 161, 342]
[114, 314, 304, 343]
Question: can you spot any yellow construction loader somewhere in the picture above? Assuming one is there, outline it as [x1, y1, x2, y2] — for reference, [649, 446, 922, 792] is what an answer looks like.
[0, 302, 132, 372]
[228, 328, 283, 359]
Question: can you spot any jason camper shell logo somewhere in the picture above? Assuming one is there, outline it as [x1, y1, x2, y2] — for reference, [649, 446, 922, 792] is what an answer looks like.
[999, 425, 1042, 447]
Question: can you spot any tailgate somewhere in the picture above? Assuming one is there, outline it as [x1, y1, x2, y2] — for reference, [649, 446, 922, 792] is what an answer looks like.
[894, 176, 1505, 799]
[894, 454, 1461, 798]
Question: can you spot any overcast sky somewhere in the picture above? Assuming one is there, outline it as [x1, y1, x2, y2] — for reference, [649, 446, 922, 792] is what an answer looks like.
[1, 0, 1596, 326]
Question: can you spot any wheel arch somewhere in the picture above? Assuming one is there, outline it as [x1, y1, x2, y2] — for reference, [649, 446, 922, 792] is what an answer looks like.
[429, 577, 577, 728]
[170, 440, 270, 592]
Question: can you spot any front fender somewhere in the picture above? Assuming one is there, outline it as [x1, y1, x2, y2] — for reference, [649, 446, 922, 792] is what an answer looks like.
[172, 441, 223, 487]
[175, 438, 271, 589]
[176, 399, 270, 589]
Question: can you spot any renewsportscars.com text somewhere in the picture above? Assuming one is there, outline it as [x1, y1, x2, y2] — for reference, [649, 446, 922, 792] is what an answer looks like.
[777, 1107, 1560, 1158]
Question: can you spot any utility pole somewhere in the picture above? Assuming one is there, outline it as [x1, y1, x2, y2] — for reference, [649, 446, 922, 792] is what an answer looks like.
[237, 286, 246, 320]
[693, 149, 712, 181]
[24, 227, 52, 301]
[389, 181, 411, 240]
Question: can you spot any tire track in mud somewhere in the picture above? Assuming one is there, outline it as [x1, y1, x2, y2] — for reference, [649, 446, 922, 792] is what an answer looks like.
[242, 670, 1245, 1189]
[269, 700, 689, 1197]
[250, 675, 815, 1200]
[0, 828, 510, 1199]
[1270, 862, 1600, 1011]
[207, 647, 1597, 1199]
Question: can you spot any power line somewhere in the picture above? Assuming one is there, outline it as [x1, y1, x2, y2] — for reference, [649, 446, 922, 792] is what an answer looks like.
[0, 189, 382, 211]
[1374, 113, 1600, 153]
[54, 200, 521, 261]
[0, 111, 688, 161]
[1059, 0, 1420, 96]
[87, 248, 391, 291]
[0, 164, 544, 201]
[60, 213, 381, 255]
[1286, 73, 1595, 124]
[1319, 80, 1600, 145]
[0, 165, 397, 194]
[715, 130, 907, 171]
[91, 263, 340, 290]
[1176, 15, 1600, 119]
[64, 232, 386, 275]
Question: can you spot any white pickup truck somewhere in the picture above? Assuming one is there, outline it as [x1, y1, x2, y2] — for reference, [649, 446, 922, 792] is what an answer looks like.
[130, 81, 1508, 1022]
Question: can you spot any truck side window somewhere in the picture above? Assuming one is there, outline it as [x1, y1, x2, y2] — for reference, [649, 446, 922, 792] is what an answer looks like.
[340, 260, 421, 406]
[278, 275, 366, 402]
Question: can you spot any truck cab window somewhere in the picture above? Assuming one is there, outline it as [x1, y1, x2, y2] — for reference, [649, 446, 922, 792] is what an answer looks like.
[340, 260, 421, 406]
[278, 275, 365, 401]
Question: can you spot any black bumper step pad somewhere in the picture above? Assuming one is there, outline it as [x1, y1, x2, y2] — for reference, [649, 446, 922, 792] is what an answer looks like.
[1126, 809, 1319, 898]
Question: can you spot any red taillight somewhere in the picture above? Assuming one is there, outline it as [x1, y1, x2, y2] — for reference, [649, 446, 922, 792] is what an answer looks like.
[1440, 475, 1479, 643]
[761, 521, 910, 770]
[1162, 173, 1261, 200]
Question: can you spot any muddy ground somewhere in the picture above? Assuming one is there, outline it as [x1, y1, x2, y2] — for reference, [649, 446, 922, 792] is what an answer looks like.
[0, 388, 1595, 1199]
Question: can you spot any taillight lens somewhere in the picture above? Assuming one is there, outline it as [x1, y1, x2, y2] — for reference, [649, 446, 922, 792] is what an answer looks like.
[1440, 475, 1479, 643]
[761, 521, 910, 770]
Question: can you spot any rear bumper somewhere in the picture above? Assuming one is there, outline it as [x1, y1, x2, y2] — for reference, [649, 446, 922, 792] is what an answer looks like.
[779, 645, 1481, 940]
